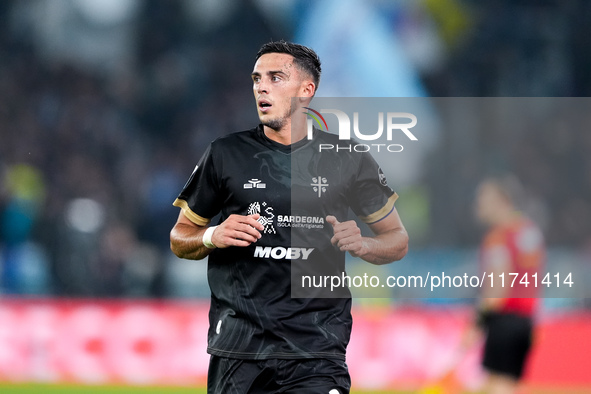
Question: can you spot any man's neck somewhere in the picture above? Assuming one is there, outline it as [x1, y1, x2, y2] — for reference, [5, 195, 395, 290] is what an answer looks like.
[263, 123, 307, 146]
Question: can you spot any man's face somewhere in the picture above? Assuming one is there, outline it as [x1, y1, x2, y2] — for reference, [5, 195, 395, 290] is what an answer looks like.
[251, 53, 311, 131]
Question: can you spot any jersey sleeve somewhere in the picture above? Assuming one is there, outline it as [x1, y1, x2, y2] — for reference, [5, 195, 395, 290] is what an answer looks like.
[173, 144, 222, 226]
[349, 152, 398, 224]
[481, 231, 512, 272]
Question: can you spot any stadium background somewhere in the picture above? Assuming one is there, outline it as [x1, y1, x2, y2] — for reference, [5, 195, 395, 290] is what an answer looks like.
[1, 0, 590, 392]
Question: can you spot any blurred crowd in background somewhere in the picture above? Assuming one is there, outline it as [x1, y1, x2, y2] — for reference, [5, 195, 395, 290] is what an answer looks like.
[1, 0, 590, 298]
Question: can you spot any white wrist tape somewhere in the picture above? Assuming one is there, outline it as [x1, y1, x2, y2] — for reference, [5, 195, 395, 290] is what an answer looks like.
[202, 226, 218, 249]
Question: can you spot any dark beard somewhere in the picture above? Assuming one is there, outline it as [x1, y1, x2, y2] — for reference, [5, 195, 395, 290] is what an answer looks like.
[262, 116, 286, 131]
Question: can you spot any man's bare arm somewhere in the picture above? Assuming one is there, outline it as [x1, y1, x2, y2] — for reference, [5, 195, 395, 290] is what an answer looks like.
[326, 208, 408, 265]
[170, 211, 264, 260]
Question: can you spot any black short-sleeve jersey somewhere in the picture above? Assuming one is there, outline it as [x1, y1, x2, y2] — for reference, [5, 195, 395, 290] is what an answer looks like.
[173, 125, 397, 360]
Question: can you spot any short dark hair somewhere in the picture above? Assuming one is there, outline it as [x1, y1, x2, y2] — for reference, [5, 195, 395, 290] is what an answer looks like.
[255, 40, 321, 89]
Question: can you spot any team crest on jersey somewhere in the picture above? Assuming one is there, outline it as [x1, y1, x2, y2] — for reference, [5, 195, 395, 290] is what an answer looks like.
[248, 201, 276, 234]
[311, 176, 329, 197]
[244, 178, 266, 189]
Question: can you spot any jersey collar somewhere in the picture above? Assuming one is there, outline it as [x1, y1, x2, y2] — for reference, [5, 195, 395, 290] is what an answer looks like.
[256, 124, 318, 153]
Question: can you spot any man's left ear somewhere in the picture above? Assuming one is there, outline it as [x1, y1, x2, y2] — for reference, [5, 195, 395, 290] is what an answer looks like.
[302, 81, 316, 97]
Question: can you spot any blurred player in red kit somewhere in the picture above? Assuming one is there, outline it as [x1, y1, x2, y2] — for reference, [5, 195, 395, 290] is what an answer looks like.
[474, 176, 545, 394]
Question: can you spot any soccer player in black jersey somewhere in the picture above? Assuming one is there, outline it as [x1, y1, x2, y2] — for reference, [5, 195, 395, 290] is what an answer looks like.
[170, 41, 409, 394]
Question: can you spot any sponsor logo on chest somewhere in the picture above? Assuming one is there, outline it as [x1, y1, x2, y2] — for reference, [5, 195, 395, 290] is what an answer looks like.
[254, 246, 314, 260]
